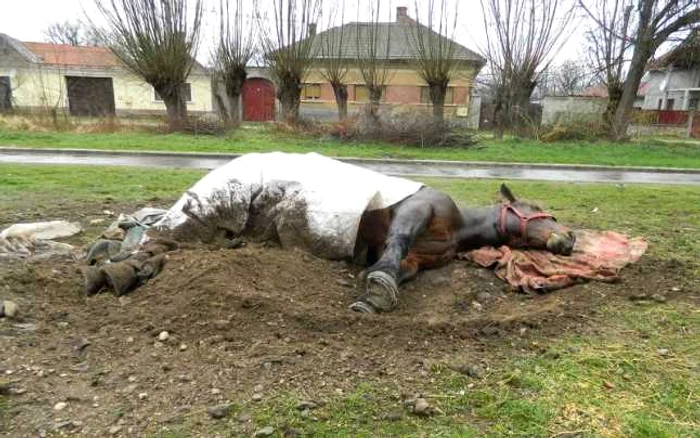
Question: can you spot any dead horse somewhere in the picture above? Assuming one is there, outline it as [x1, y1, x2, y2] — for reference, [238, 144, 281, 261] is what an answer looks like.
[349, 184, 576, 314]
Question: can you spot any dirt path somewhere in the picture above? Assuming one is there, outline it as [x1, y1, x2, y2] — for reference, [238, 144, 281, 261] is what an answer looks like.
[1, 231, 692, 437]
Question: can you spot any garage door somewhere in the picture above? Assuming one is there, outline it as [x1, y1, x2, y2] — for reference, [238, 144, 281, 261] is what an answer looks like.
[0, 76, 11, 111]
[66, 76, 116, 117]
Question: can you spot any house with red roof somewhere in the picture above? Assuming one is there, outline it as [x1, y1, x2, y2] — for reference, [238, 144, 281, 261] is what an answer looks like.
[0, 33, 212, 116]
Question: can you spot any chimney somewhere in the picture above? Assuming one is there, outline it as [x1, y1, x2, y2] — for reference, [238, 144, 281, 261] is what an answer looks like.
[396, 6, 409, 24]
[308, 23, 317, 37]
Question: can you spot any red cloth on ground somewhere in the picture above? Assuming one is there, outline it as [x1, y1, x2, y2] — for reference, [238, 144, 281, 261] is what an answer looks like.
[460, 230, 648, 293]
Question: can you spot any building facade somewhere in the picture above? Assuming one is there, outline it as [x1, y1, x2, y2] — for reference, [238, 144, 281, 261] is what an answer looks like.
[0, 33, 213, 116]
[242, 7, 484, 124]
[641, 30, 700, 111]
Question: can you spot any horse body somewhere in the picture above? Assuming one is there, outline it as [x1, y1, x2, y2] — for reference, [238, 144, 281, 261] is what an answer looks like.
[351, 184, 576, 313]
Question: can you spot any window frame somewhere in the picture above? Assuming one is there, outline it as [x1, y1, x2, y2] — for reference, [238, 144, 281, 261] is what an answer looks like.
[354, 84, 386, 102]
[420, 86, 455, 105]
[300, 83, 322, 100]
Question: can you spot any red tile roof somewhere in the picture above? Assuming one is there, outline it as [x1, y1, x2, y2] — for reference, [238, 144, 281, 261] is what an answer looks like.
[22, 42, 121, 68]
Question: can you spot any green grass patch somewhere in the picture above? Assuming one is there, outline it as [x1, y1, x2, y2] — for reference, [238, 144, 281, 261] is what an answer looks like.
[2, 164, 699, 437]
[147, 303, 699, 437]
[1, 165, 698, 266]
[1, 124, 699, 168]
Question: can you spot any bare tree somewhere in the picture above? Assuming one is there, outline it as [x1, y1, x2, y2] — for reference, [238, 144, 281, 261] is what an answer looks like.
[545, 60, 594, 96]
[581, 0, 634, 129]
[480, 0, 576, 138]
[410, 0, 460, 124]
[213, 0, 256, 126]
[356, 0, 392, 126]
[318, 0, 350, 121]
[44, 20, 103, 46]
[581, 0, 700, 139]
[257, 0, 322, 124]
[93, 0, 204, 131]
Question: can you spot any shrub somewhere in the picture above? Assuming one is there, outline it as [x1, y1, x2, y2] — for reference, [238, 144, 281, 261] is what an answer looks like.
[326, 110, 479, 148]
[540, 121, 610, 142]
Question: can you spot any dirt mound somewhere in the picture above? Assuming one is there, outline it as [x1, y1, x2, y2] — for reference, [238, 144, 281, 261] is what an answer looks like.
[1, 243, 692, 436]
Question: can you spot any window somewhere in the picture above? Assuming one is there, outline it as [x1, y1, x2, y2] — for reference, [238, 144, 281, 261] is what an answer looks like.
[689, 97, 699, 111]
[0, 76, 11, 111]
[154, 83, 192, 102]
[665, 98, 675, 110]
[420, 86, 454, 104]
[301, 83, 321, 100]
[354, 84, 385, 102]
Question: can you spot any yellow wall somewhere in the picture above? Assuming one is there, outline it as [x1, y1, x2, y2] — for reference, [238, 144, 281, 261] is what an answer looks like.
[304, 65, 476, 87]
[1, 65, 212, 114]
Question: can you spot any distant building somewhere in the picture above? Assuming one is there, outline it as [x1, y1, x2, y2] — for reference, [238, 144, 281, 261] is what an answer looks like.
[0, 33, 213, 116]
[642, 30, 700, 111]
[241, 6, 485, 124]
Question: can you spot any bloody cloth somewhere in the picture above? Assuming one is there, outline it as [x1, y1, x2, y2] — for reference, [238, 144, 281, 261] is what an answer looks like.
[460, 230, 648, 293]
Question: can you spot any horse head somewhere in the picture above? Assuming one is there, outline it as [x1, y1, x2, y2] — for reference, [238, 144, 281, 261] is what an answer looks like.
[498, 184, 575, 255]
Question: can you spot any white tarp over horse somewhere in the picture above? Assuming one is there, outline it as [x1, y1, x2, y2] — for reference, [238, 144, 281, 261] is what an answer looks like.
[152, 152, 423, 259]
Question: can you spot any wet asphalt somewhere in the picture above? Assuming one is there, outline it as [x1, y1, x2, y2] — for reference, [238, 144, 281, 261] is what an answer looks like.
[1, 147, 699, 186]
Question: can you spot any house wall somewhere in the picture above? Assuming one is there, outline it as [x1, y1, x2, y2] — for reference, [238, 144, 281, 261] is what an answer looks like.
[112, 70, 212, 115]
[1, 64, 213, 115]
[298, 64, 478, 121]
[541, 96, 607, 125]
[643, 69, 700, 110]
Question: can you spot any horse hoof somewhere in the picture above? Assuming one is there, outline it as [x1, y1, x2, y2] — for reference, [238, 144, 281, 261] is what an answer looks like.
[363, 270, 398, 312]
[82, 266, 106, 296]
[349, 301, 377, 314]
[101, 262, 139, 296]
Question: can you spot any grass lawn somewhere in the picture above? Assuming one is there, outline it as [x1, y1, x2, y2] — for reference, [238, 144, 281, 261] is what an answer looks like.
[1, 123, 699, 168]
[1, 164, 699, 436]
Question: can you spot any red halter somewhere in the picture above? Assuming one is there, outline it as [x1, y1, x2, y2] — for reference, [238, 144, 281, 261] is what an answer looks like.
[498, 203, 556, 245]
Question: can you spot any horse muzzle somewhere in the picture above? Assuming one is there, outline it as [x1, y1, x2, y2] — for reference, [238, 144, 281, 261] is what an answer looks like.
[546, 231, 576, 256]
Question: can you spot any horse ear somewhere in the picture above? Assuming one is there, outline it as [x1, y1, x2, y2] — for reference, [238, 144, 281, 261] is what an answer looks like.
[500, 184, 517, 203]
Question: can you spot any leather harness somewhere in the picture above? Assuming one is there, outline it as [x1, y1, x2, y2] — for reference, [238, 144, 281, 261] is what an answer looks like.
[498, 203, 556, 245]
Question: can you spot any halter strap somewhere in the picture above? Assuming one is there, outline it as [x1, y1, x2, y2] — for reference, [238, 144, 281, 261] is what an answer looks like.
[498, 203, 556, 245]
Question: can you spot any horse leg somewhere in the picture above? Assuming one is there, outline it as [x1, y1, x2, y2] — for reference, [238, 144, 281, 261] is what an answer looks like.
[350, 202, 433, 314]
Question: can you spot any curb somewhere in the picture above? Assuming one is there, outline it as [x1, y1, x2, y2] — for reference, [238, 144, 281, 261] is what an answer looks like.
[2, 146, 699, 175]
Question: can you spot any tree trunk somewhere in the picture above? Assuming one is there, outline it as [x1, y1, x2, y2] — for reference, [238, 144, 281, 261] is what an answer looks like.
[331, 82, 348, 122]
[493, 95, 505, 140]
[278, 80, 300, 124]
[603, 82, 623, 134]
[430, 83, 447, 125]
[612, 38, 654, 141]
[366, 84, 382, 129]
[226, 93, 241, 127]
[163, 91, 186, 132]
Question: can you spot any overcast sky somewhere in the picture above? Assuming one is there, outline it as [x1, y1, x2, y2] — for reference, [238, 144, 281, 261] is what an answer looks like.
[0, 0, 590, 67]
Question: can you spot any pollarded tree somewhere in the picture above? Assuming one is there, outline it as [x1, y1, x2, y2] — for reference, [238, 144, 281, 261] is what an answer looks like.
[93, 0, 204, 131]
[480, 0, 576, 138]
[318, 0, 350, 121]
[409, 0, 460, 124]
[213, 0, 256, 126]
[257, 0, 322, 124]
[356, 0, 392, 126]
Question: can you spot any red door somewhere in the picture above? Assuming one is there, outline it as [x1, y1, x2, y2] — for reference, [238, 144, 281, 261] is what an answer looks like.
[242, 78, 276, 122]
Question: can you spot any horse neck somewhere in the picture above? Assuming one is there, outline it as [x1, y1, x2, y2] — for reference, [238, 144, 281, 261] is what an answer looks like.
[456, 205, 505, 251]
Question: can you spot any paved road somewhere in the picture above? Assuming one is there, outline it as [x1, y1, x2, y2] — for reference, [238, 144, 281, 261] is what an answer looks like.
[2, 147, 700, 185]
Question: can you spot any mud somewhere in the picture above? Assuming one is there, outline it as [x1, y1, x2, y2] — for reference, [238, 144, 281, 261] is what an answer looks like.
[0, 216, 696, 436]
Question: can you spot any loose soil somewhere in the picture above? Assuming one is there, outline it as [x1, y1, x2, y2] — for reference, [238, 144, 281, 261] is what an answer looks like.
[0, 203, 695, 437]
